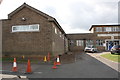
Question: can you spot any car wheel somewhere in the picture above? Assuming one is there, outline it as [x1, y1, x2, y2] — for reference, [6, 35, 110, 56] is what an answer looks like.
[111, 52, 114, 54]
[94, 51, 97, 53]
[92, 50, 95, 53]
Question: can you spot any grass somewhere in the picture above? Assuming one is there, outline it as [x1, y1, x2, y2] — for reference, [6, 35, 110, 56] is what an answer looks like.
[101, 53, 120, 63]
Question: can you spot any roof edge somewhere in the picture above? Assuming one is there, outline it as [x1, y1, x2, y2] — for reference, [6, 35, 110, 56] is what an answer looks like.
[8, 3, 54, 19]
[89, 24, 120, 31]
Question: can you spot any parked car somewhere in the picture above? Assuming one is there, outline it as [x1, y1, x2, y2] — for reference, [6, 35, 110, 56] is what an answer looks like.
[84, 45, 97, 53]
[110, 45, 120, 54]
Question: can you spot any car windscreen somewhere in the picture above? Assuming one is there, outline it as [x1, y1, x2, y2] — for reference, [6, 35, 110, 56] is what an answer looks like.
[113, 45, 120, 48]
[87, 46, 95, 48]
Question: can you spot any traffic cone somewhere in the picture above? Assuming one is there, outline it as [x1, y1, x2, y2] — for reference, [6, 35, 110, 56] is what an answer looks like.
[56, 56, 61, 65]
[22, 55, 25, 59]
[26, 59, 32, 73]
[12, 58, 17, 72]
[44, 56, 47, 62]
[47, 53, 50, 62]
[52, 61, 57, 69]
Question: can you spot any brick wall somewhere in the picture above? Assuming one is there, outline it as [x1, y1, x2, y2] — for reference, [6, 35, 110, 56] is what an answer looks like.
[2, 7, 53, 56]
[66, 33, 105, 52]
[51, 23, 65, 56]
[0, 20, 2, 56]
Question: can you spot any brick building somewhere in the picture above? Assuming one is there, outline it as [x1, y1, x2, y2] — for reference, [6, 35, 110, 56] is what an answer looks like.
[1, 3, 119, 57]
[1, 3, 68, 56]
[89, 25, 120, 50]
[67, 25, 120, 52]
[66, 33, 105, 52]
[0, 20, 2, 55]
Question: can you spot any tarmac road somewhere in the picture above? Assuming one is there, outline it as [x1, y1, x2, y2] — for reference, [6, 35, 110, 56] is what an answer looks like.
[2, 52, 119, 79]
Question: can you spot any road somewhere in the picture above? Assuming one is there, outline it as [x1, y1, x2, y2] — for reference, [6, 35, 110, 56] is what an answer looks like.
[86, 52, 119, 72]
[2, 52, 119, 79]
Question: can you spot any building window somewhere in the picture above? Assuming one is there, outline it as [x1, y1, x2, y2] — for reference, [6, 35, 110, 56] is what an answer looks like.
[86, 40, 93, 46]
[55, 28, 57, 34]
[112, 27, 117, 32]
[96, 40, 103, 46]
[103, 27, 112, 32]
[76, 40, 84, 46]
[62, 34, 64, 39]
[59, 32, 62, 37]
[97, 33, 120, 37]
[69, 40, 74, 46]
[12, 24, 39, 32]
[96, 27, 102, 32]
[112, 26, 120, 32]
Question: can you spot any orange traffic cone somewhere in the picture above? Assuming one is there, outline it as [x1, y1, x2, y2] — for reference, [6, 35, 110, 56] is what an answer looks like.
[44, 56, 47, 62]
[56, 56, 61, 65]
[26, 59, 32, 73]
[12, 58, 17, 72]
[22, 55, 25, 59]
[52, 61, 57, 69]
[47, 53, 50, 62]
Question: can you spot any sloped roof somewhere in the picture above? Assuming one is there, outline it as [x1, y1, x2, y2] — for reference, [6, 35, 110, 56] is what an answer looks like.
[66, 33, 97, 40]
[8, 3, 54, 19]
[8, 3, 65, 34]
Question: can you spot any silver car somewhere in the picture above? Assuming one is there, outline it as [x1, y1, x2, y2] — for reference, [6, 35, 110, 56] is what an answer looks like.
[84, 45, 97, 53]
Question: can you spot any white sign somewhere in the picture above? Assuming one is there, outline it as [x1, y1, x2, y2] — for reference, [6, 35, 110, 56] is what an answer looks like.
[97, 33, 120, 37]
[111, 36, 114, 40]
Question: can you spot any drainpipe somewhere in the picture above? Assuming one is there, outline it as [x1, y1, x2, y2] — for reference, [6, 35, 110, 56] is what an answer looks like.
[83, 39, 86, 48]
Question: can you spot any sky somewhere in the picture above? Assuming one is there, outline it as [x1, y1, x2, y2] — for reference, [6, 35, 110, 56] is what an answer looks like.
[0, 0, 119, 33]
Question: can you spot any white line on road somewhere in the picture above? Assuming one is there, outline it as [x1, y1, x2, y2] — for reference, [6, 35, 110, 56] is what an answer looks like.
[0, 74, 27, 78]
[34, 72, 42, 74]
[1, 69, 43, 74]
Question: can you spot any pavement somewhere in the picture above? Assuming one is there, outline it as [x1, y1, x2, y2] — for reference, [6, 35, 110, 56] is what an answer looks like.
[86, 52, 119, 72]
[0, 74, 28, 79]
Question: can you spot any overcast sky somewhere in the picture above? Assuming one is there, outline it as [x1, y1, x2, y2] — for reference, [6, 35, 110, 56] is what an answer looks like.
[0, 0, 119, 33]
